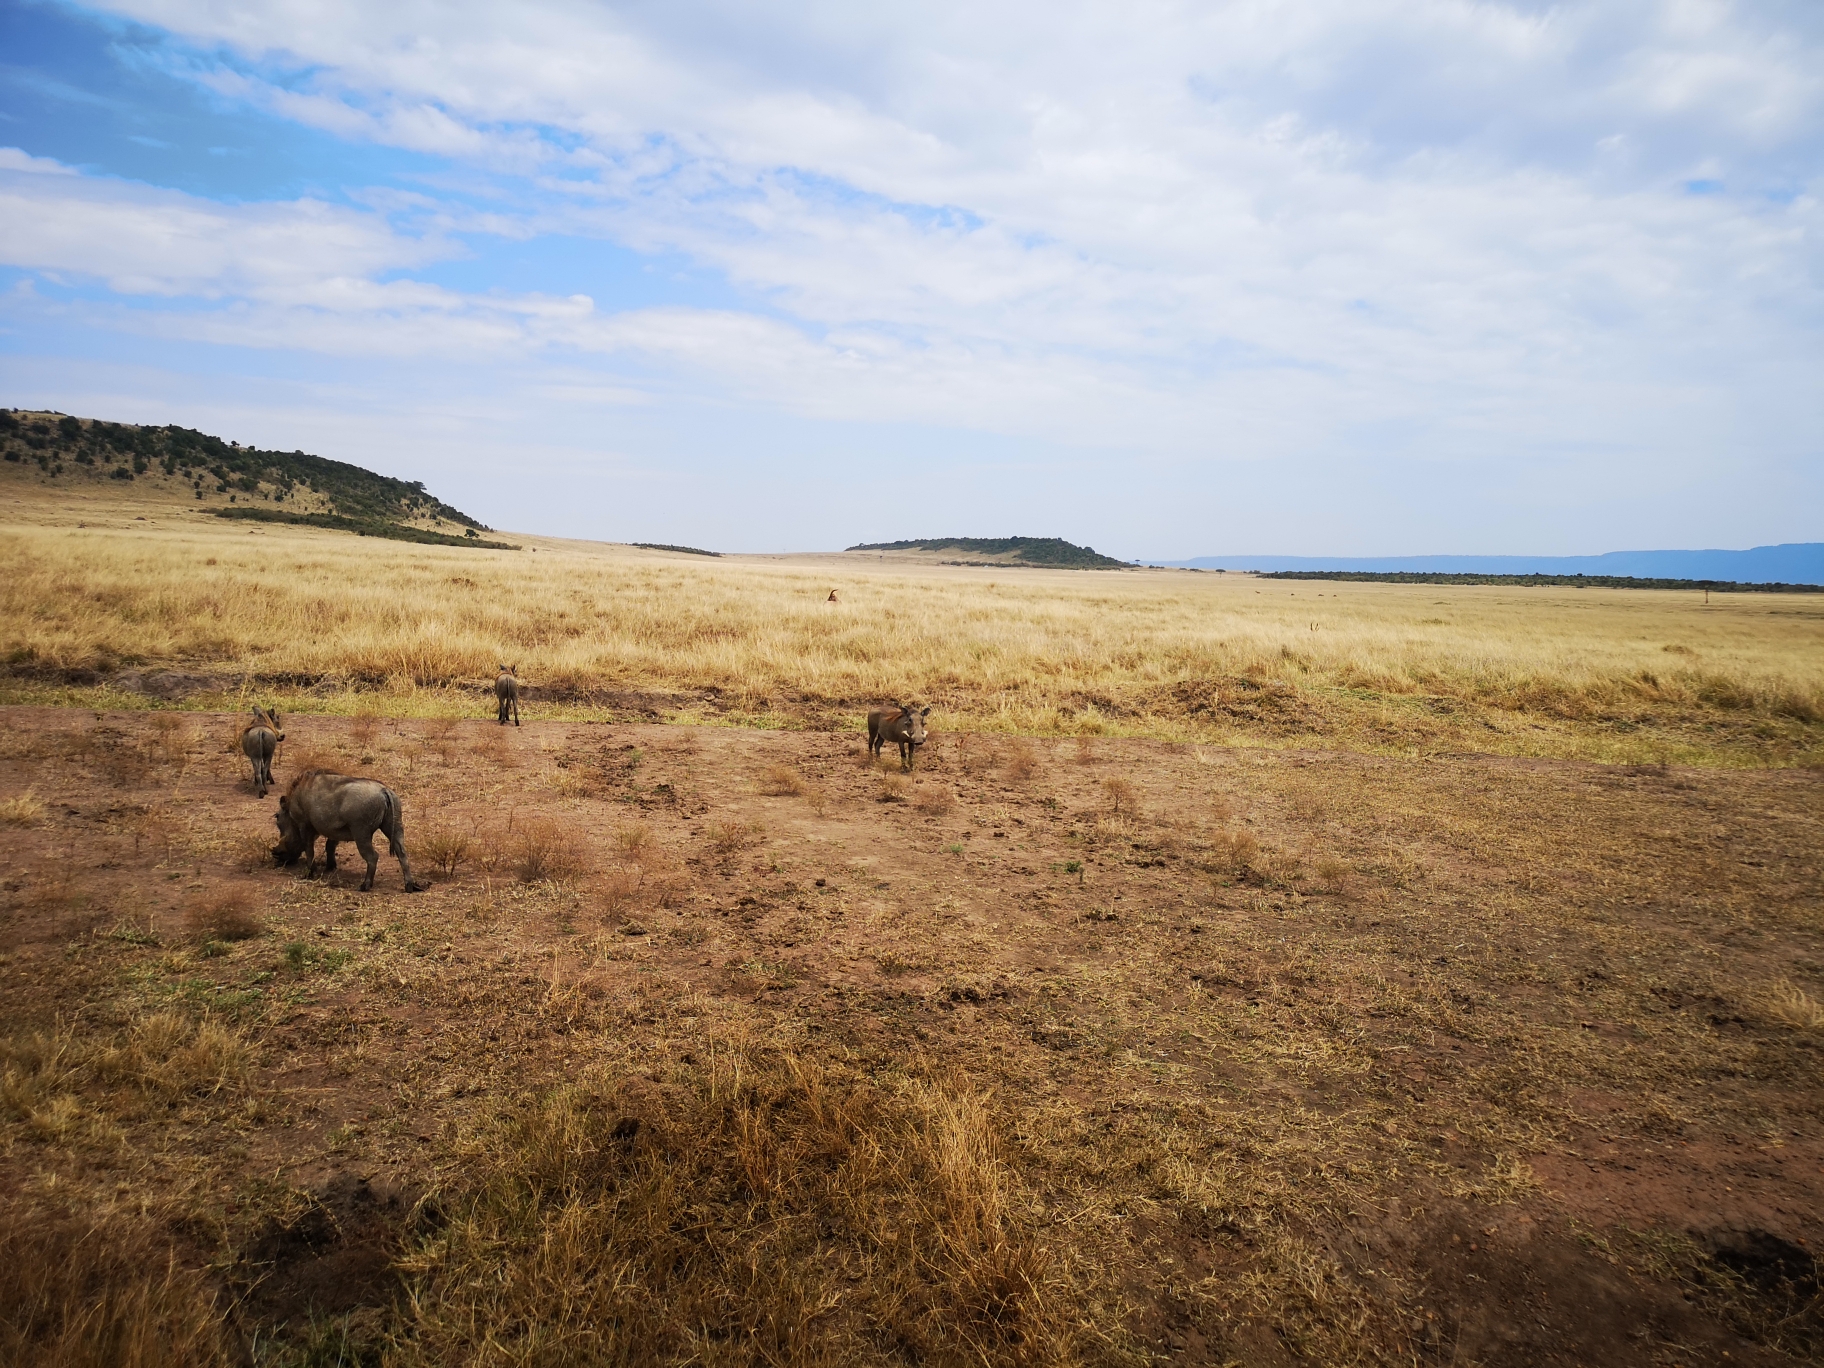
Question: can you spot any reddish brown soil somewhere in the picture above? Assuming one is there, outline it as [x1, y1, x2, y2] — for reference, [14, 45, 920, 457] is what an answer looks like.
[2, 707, 1820, 1365]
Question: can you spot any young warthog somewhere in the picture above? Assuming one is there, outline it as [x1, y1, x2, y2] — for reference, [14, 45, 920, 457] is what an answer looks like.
[239, 705, 284, 798]
[495, 664, 521, 727]
[271, 770, 424, 892]
[868, 702, 931, 770]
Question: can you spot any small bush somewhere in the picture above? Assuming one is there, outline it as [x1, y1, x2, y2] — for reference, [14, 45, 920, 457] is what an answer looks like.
[613, 823, 653, 863]
[420, 824, 473, 880]
[1209, 829, 1259, 875]
[705, 821, 764, 860]
[184, 890, 263, 942]
[757, 764, 807, 797]
[1004, 741, 1040, 781]
[1312, 856, 1350, 893]
[913, 785, 957, 816]
[877, 775, 908, 804]
[1101, 777, 1139, 814]
[599, 867, 643, 919]
[516, 817, 587, 884]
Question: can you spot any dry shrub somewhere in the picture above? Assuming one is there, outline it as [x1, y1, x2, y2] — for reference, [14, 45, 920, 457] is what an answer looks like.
[515, 817, 587, 884]
[228, 831, 273, 875]
[183, 889, 262, 943]
[1004, 741, 1040, 781]
[0, 1204, 233, 1368]
[1, 790, 45, 826]
[706, 821, 764, 860]
[1312, 855, 1351, 894]
[1101, 777, 1139, 814]
[145, 713, 189, 766]
[1209, 828, 1260, 875]
[878, 775, 908, 804]
[757, 764, 808, 797]
[347, 711, 381, 749]
[391, 1050, 1085, 1365]
[419, 823, 473, 880]
[599, 867, 643, 919]
[913, 785, 958, 817]
[1765, 980, 1824, 1030]
[614, 823, 654, 863]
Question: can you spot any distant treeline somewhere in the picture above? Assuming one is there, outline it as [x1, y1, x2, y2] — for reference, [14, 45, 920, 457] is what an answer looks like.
[848, 536, 1127, 569]
[1, 409, 487, 530]
[212, 507, 519, 550]
[1257, 570, 1824, 593]
[633, 542, 721, 557]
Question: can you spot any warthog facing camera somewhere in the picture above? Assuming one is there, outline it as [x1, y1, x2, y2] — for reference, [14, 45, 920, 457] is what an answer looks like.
[239, 705, 284, 798]
[868, 702, 931, 770]
[272, 770, 423, 892]
[495, 664, 521, 727]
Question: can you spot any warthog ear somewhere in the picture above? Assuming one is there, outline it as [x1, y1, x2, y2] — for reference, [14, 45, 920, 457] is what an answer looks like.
[921, 706, 931, 717]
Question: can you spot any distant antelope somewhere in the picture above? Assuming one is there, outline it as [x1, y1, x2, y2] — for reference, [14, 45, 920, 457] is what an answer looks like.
[239, 705, 283, 798]
[495, 664, 521, 727]
[868, 702, 930, 770]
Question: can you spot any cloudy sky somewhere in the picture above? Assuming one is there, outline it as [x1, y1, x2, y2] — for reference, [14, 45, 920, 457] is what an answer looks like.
[1, 1, 1819, 556]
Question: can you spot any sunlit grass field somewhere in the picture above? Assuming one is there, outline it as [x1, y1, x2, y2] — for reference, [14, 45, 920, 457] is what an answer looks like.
[2, 491, 1820, 766]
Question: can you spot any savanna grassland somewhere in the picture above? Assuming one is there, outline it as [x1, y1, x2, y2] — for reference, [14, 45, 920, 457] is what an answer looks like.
[0, 475, 1820, 769]
[2, 478, 1823, 1367]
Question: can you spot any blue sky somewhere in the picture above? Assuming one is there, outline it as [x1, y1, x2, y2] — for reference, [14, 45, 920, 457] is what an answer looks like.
[1, 0, 1820, 556]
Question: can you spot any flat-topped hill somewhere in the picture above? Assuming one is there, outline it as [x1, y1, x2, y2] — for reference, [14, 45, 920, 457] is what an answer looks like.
[845, 536, 1127, 569]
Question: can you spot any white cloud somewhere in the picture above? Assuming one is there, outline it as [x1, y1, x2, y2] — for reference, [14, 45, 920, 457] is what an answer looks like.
[5, 1, 1820, 549]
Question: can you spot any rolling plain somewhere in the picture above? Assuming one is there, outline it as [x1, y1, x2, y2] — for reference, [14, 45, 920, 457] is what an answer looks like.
[2, 471, 1822, 1366]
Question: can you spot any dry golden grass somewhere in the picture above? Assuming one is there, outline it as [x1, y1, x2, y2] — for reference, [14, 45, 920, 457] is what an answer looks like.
[0, 1205, 232, 1368]
[393, 1048, 1084, 1366]
[0, 494, 1818, 765]
[181, 889, 262, 943]
[1, 790, 45, 825]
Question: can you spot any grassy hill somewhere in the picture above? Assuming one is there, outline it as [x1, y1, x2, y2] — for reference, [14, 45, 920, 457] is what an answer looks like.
[846, 536, 1127, 569]
[0, 408, 488, 534]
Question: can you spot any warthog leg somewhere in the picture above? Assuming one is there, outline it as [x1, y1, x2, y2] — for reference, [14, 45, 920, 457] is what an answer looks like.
[354, 833, 381, 891]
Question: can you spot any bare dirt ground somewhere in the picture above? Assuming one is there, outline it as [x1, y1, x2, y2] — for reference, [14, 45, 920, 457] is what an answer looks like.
[2, 706, 1821, 1365]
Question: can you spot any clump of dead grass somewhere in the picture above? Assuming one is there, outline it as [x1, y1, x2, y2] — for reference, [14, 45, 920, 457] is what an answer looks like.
[913, 784, 958, 816]
[0, 1204, 233, 1368]
[391, 1048, 1092, 1365]
[0, 790, 45, 826]
[1208, 828, 1260, 875]
[757, 763, 808, 796]
[705, 821, 764, 861]
[1765, 979, 1824, 1030]
[183, 889, 263, 943]
[515, 816, 588, 884]
[1004, 741, 1040, 781]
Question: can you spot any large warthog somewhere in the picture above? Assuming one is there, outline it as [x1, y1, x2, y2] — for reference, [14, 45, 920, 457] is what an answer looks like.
[271, 770, 424, 892]
[495, 664, 521, 727]
[239, 705, 284, 798]
[867, 702, 931, 770]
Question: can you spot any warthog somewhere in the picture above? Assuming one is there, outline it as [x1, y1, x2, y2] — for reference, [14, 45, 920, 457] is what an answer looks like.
[868, 702, 931, 770]
[495, 664, 521, 727]
[239, 705, 284, 798]
[271, 770, 423, 892]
